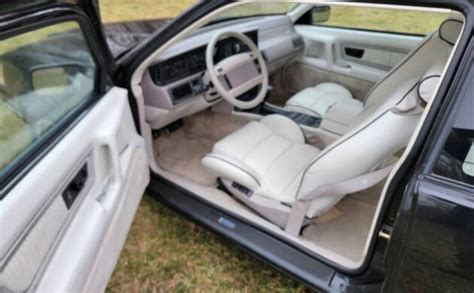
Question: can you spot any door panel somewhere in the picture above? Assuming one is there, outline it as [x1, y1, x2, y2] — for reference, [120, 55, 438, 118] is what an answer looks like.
[285, 25, 423, 100]
[0, 88, 148, 291]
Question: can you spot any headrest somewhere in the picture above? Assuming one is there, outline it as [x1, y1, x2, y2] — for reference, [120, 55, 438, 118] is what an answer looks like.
[418, 76, 440, 103]
[418, 59, 446, 103]
[439, 18, 463, 45]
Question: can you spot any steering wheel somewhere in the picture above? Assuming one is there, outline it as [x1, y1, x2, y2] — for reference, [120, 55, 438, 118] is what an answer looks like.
[206, 31, 268, 109]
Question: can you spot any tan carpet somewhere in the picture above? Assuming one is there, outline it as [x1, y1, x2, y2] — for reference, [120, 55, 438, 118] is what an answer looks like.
[302, 181, 384, 261]
[153, 110, 384, 264]
[153, 111, 250, 186]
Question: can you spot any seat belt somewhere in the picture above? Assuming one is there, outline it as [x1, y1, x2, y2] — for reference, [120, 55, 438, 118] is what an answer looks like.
[285, 164, 395, 236]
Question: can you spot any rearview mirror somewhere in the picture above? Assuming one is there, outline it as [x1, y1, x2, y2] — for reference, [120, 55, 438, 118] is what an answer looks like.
[311, 5, 331, 24]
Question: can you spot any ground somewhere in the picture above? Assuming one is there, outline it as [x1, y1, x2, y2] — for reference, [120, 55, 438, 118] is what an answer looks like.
[106, 196, 307, 292]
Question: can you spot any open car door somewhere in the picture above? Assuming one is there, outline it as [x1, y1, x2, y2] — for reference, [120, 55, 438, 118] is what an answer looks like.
[0, 2, 149, 291]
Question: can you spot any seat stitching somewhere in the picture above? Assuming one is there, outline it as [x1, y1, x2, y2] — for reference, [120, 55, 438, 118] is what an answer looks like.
[263, 143, 294, 173]
[242, 132, 274, 161]
[259, 144, 296, 197]
[311, 82, 419, 164]
[294, 81, 420, 197]
[279, 150, 319, 198]
[204, 154, 260, 186]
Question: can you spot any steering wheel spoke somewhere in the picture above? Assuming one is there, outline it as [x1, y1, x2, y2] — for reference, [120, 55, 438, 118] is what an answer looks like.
[229, 74, 264, 97]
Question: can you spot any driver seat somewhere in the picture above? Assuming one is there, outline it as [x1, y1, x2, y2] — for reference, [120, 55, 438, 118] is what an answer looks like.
[201, 25, 459, 235]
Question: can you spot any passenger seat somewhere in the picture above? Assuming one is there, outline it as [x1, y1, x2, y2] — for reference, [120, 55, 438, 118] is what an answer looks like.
[283, 16, 463, 118]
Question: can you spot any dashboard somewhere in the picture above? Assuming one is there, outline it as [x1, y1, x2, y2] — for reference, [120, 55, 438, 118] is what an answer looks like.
[149, 31, 258, 85]
[142, 15, 305, 130]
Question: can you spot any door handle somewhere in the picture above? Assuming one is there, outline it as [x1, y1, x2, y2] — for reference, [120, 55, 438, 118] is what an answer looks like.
[62, 162, 89, 209]
[344, 47, 365, 59]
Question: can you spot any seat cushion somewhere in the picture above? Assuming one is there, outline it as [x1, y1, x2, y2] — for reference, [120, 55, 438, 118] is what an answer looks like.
[202, 115, 321, 203]
[284, 82, 353, 117]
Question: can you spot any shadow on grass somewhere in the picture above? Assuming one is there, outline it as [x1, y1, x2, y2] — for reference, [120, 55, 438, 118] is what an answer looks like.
[107, 195, 311, 292]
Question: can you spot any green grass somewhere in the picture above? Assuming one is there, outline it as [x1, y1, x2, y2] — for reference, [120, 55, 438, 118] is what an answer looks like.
[107, 196, 307, 292]
[320, 6, 448, 35]
[98, 0, 196, 23]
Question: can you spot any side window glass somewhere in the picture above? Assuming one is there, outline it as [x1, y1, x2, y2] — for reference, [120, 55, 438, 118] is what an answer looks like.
[98, 1, 196, 57]
[0, 22, 96, 175]
[463, 144, 474, 177]
[311, 5, 449, 35]
[433, 78, 474, 186]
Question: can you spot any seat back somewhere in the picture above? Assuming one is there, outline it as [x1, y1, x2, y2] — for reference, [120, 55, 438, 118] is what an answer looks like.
[298, 17, 463, 217]
[363, 16, 463, 109]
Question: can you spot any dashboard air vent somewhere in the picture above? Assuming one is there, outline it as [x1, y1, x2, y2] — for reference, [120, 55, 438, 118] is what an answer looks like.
[171, 83, 193, 105]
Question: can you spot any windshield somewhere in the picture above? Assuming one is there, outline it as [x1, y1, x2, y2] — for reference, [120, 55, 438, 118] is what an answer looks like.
[101, 2, 298, 58]
[213, 3, 298, 21]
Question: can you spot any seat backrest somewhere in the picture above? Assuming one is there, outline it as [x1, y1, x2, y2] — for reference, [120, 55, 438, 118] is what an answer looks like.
[363, 16, 463, 109]
[297, 17, 463, 216]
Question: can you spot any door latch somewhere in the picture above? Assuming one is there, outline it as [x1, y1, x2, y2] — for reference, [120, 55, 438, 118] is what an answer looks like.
[379, 224, 393, 240]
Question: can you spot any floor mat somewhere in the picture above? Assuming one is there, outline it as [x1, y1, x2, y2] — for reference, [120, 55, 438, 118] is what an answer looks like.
[302, 181, 383, 261]
[153, 111, 250, 186]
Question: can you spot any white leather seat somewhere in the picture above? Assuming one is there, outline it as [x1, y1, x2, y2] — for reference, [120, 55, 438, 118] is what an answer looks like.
[202, 18, 462, 235]
[202, 114, 321, 203]
[284, 18, 463, 118]
[284, 83, 353, 117]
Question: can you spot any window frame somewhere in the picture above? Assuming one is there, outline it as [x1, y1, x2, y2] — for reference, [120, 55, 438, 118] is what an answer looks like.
[422, 41, 474, 192]
[302, 5, 450, 38]
[311, 23, 427, 38]
[0, 7, 111, 198]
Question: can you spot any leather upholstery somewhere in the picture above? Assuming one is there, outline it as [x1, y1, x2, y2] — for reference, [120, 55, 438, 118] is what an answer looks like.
[284, 18, 463, 118]
[202, 18, 461, 224]
[202, 115, 320, 203]
[284, 82, 353, 117]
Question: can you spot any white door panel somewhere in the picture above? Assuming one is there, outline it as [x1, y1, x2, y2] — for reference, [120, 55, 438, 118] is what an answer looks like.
[295, 25, 424, 83]
[0, 87, 149, 291]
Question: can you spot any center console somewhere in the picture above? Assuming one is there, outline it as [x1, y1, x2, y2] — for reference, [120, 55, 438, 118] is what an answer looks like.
[244, 103, 322, 128]
[243, 97, 365, 136]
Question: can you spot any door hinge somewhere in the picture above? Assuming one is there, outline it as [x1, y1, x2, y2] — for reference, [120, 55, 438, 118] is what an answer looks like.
[379, 224, 393, 240]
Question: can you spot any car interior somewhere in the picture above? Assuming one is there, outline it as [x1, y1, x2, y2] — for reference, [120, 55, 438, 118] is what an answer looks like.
[129, 3, 464, 270]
